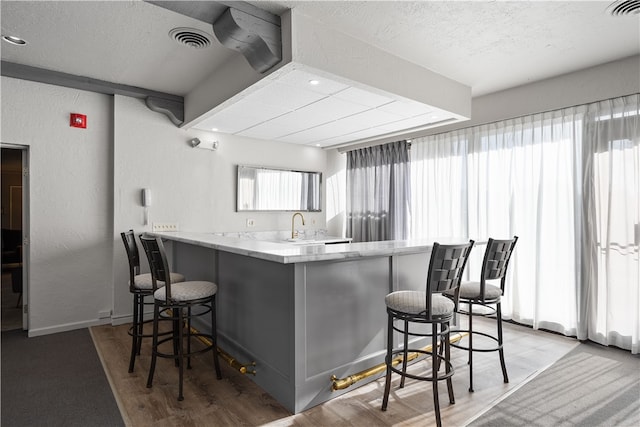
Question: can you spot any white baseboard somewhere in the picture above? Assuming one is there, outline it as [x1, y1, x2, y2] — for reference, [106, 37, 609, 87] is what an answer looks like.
[110, 313, 133, 326]
[110, 310, 154, 326]
[27, 317, 112, 337]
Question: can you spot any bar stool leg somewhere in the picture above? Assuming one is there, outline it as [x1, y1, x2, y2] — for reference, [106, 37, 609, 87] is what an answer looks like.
[173, 308, 180, 367]
[187, 306, 192, 370]
[468, 303, 474, 393]
[177, 307, 185, 401]
[497, 302, 509, 383]
[136, 295, 145, 355]
[436, 330, 445, 371]
[431, 322, 442, 427]
[211, 297, 222, 379]
[146, 302, 160, 388]
[445, 322, 455, 404]
[128, 294, 139, 373]
[381, 314, 393, 411]
[399, 319, 409, 388]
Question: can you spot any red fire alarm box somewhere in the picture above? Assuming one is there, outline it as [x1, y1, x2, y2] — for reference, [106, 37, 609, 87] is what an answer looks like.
[70, 113, 87, 129]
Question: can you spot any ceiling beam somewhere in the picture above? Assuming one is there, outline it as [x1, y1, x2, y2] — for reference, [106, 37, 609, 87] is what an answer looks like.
[0, 61, 184, 126]
[144, 97, 185, 127]
[146, 1, 280, 26]
[213, 7, 281, 73]
[146, 1, 229, 25]
[146, 0, 282, 73]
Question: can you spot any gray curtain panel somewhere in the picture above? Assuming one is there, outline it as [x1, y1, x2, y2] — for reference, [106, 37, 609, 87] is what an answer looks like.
[346, 140, 411, 242]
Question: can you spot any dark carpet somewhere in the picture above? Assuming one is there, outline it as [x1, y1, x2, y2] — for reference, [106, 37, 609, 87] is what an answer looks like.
[1, 328, 124, 427]
[469, 341, 640, 427]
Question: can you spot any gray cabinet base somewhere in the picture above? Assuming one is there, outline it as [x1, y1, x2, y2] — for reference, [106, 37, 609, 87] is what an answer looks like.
[174, 241, 431, 413]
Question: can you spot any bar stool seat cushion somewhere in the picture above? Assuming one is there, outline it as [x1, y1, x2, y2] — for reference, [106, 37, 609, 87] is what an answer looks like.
[444, 281, 502, 300]
[131, 272, 185, 290]
[385, 290, 455, 316]
[154, 281, 218, 302]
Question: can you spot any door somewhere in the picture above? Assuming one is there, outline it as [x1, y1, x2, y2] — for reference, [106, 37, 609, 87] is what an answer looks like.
[1, 145, 29, 331]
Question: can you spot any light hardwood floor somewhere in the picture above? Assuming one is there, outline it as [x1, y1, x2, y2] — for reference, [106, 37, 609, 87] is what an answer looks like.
[91, 317, 578, 427]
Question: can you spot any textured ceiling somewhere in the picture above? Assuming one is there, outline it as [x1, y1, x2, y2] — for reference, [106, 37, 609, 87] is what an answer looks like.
[3, 1, 637, 97]
[0, 0, 234, 95]
[254, 1, 640, 96]
[1, 1, 638, 147]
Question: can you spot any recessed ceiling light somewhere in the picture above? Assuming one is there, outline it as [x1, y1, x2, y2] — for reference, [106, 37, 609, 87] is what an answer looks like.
[2, 35, 27, 46]
[308, 79, 320, 85]
[211, 127, 219, 132]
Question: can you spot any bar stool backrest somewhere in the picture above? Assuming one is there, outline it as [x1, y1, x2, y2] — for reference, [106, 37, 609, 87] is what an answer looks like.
[139, 235, 172, 297]
[480, 236, 519, 298]
[425, 240, 475, 319]
[121, 230, 140, 292]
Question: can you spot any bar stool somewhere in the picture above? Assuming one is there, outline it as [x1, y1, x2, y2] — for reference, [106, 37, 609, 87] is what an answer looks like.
[382, 241, 474, 427]
[139, 234, 222, 401]
[445, 236, 518, 392]
[121, 230, 185, 373]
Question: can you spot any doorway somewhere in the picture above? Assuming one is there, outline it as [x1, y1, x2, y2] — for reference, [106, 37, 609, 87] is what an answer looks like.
[1, 146, 27, 331]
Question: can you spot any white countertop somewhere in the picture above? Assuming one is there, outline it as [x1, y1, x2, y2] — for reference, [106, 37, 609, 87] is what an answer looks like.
[148, 231, 443, 264]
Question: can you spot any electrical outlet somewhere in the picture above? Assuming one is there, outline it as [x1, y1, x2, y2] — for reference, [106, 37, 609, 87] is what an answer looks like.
[152, 222, 178, 232]
[246, 219, 256, 227]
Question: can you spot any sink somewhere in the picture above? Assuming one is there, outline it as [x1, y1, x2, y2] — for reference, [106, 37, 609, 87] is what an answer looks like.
[284, 237, 352, 245]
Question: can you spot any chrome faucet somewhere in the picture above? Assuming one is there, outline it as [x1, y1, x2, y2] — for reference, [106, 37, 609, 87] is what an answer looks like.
[291, 212, 305, 239]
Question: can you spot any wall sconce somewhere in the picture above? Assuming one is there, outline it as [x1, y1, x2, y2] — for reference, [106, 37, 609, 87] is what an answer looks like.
[190, 137, 219, 151]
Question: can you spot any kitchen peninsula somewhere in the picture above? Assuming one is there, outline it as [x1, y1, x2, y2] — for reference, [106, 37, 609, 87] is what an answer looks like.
[150, 231, 440, 413]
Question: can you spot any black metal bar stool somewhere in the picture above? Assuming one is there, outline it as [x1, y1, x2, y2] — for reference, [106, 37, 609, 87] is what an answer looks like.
[121, 230, 185, 373]
[445, 236, 518, 392]
[139, 234, 222, 401]
[382, 241, 474, 427]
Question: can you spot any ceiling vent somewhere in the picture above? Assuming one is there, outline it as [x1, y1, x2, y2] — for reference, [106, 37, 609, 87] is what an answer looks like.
[607, 0, 640, 15]
[169, 27, 212, 49]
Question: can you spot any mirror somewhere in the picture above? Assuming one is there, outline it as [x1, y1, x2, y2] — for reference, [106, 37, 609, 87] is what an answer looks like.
[237, 165, 321, 212]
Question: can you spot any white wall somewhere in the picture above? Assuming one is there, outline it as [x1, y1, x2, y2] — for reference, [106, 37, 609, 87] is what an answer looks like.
[1, 77, 113, 336]
[113, 95, 327, 235]
[1, 77, 327, 334]
[112, 95, 327, 320]
[418, 55, 640, 137]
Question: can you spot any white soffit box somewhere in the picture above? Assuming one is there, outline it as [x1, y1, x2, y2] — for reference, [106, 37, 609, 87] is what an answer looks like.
[189, 10, 470, 148]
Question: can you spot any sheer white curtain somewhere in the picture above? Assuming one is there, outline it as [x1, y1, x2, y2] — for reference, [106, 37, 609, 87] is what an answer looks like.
[476, 114, 583, 334]
[583, 95, 640, 352]
[410, 132, 468, 240]
[410, 94, 639, 353]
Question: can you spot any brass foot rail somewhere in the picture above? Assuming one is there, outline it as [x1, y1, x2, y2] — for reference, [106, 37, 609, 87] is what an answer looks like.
[330, 332, 468, 391]
[190, 326, 257, 375]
